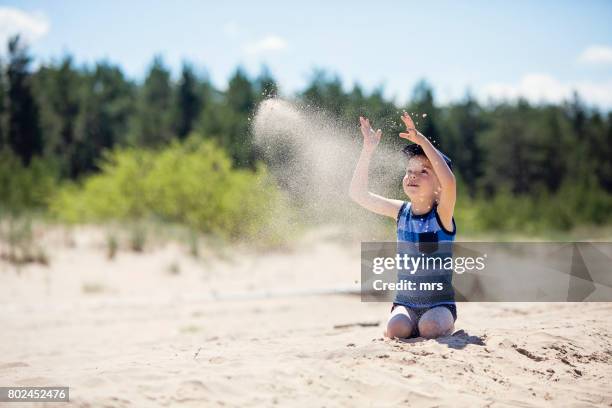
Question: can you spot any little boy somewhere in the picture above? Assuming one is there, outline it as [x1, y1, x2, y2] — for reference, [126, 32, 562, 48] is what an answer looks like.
[349, 112, 457, 339]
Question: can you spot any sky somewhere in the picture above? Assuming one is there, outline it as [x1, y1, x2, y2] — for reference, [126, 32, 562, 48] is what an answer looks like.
[1, 0, 611, 108]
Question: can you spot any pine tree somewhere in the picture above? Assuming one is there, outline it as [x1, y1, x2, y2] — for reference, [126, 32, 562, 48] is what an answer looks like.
[6, 36, 42, 165]
[33, 57, 81, 177]
[130, 56, 174, 146]
[175, 63, 202, 139]
[255, 65, 278, 100]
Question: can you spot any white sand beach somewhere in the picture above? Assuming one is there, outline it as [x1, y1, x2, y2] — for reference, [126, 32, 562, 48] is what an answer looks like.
[1, 226, 612, 407]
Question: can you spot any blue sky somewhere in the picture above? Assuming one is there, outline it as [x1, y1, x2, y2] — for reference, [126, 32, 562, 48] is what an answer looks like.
[1, 0, 611, 108]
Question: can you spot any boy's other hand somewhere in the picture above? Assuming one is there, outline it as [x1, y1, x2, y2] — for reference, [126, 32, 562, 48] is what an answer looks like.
[399, 112, 426, 144]
[359, 116, 381, 152]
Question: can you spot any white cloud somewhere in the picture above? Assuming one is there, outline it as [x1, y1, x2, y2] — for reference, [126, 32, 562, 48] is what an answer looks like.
[578, 45, 612, 65]
[479, 73, 612, 109]
[0, 7, 50, 48]
[244, 35, 288, 56]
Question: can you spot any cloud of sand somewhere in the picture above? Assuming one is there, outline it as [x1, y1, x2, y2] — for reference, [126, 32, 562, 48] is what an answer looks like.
[252, 98, 406, 232]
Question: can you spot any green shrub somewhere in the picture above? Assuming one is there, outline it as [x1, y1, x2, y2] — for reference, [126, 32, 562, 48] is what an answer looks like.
[50, 135, 286, 241]
[454, 182, 612, 235]
[0, 149, 59, 212]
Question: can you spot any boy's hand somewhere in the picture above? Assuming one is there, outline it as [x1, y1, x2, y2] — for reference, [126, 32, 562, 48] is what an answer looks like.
[359, 116, 381, 152]
[399, 112, 426, 145]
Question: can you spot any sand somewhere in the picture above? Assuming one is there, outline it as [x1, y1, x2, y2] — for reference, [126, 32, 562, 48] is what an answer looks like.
[1, 226, 612, 407]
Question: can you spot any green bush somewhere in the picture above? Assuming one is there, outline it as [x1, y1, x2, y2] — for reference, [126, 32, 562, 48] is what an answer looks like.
[50, 135, 287, 240]
[454, 182, 612, 235]
[0, 149, 59, 212]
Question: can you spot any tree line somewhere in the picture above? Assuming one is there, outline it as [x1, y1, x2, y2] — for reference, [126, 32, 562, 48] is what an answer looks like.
[1, 35, 611, 215]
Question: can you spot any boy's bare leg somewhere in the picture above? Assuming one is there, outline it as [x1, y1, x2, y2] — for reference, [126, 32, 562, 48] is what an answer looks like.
[417, 306, 454, 339]
[385, 305, 418, 339]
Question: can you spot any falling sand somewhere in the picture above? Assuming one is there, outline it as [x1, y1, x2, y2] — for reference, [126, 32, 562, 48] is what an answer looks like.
[252, 98, 406, 236]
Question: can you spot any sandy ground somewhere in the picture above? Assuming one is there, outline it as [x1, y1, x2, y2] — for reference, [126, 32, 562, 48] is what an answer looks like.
[1, 226, 612, 407]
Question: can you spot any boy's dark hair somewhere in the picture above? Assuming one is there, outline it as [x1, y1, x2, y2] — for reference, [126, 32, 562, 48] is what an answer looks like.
[402, 144, 453, 170]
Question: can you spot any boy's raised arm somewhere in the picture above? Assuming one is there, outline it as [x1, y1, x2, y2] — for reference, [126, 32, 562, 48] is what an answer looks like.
[349, 116, 404, 220]
[399, 112, 456, 231]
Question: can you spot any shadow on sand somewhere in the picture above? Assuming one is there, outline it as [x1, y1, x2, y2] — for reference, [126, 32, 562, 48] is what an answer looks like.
[397, 329, 486, 350]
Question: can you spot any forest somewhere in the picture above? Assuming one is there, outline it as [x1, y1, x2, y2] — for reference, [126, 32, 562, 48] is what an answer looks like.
[1, 35, 611, 240]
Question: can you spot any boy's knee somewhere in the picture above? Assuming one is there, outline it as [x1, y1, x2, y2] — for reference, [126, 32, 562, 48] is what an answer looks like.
[418, 307, 454, 339]
[386, 315, 414, 339]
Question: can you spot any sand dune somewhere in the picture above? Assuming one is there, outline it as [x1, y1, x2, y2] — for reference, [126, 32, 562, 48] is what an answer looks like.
[1, 227, 612, 407]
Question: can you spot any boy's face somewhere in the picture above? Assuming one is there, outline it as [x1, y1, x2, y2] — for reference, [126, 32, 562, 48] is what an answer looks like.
[402, 155, 441, 203]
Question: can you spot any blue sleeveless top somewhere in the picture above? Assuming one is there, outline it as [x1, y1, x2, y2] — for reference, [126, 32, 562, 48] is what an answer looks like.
[394, 201, 456, 308]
